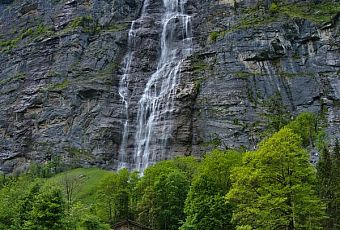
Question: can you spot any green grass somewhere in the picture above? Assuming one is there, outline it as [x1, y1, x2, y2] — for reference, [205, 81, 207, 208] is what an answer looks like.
[58, 17, 130, 37]
[47, 79, 70, 91]
[191, 55, 208, 72]
[281, 1, 340, 24]
[233, 71, 260, 78]
[45, 168, 113, 205]
[209, 13, 279, 41]
[102, 23, 130, 32]
[67, 16, 101, 34]
[0, 24, 51, 51]
[209, 31, 219, 42]
[46, 70, 62, 78]
[0, 72, 26, 86]
[278, 71, 315, 78]
[209, 1, 340, 42]
[69, 16, 94, 29]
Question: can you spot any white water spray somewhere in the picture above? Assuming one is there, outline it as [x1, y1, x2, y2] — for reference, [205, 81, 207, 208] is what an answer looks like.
[117, 1, 150, 169]
[134, 0, 193, 171]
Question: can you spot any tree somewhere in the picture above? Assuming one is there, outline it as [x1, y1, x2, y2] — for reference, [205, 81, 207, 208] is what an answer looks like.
[285, 112, 317, 147]
[16, 181, 42, 228]
[135, 157, 198, 230]
[137, 169, 190, 230]
[24, 186, 65, 230]
[317, 139, 340, 229]
[155, 171, 189, 230]
[226, 128, 326, 229]
[96, 168, 139, 224]
[60, 172, 85, 212]
[80, 213, 111, 230]
[332, 139, 340, 229]
[180, 150, 242, 230]
[262, 92, 291, 133]
[0, 176, 44, 229]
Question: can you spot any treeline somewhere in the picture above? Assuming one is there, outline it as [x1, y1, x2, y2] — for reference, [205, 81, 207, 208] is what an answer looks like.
[0, 112, 339, 229]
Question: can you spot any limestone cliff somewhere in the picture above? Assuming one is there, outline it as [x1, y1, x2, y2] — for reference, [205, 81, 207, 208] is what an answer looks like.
[0, 0, 339, 173]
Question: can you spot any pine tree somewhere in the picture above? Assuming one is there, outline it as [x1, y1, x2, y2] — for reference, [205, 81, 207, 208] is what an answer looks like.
[331, 139, 340, 229]
[317, 139, 340, 229]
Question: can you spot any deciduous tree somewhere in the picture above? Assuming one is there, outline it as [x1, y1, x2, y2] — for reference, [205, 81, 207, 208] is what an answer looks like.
[227, 128, 326, 229]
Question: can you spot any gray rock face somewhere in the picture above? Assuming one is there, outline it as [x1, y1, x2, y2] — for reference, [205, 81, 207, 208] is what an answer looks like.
[190, 0, 340, 155]
[0, 0, 339, 173]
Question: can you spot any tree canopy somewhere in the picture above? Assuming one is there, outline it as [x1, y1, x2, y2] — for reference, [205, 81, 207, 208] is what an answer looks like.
[226, 127, 326, 229]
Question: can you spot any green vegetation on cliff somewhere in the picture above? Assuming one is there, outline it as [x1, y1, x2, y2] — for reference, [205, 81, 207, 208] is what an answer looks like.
[209, 0, 340, 42]
[0, 24, 50, 51]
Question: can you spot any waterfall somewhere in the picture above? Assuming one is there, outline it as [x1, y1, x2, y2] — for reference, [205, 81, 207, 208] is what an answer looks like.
[117, 1, 150, 169]
[134, 0, 193, 171]
[117, 0, 193, 171]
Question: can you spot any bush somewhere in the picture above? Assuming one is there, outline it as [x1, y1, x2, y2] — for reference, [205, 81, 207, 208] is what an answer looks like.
[209, 31, 219, 42]
[269, 2, 279, 14]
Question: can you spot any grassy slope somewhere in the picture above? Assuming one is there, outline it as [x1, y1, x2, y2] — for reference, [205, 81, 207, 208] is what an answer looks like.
[44, 168, 113, 205]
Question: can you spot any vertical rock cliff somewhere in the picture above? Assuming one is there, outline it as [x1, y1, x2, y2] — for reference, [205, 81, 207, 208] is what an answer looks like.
[0, 0, 339, 173]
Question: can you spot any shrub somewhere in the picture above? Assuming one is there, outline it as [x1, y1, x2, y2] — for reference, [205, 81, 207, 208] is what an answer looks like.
[269, 2, 279, 14]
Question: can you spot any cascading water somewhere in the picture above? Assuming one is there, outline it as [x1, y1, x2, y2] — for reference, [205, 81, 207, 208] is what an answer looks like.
[134, 0, 193, 171]
[117, 3, 149, 169]
[117, 0, 193, 171]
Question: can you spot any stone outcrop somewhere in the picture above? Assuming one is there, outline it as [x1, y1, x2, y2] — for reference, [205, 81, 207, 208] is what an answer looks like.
[0, 0, 339, 173]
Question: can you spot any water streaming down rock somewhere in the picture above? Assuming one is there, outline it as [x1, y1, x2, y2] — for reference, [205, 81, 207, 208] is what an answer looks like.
[134, 0, 193, 171]
[1, 0, 339, 174]
[117, 2, 150, 170]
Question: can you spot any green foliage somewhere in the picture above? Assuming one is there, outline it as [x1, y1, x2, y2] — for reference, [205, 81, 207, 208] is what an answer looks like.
[0, 168, 115, 229]
[135, 156, 198, 229]
[236, 225, 252, 230]
[201, 135, 222, 148]
[102, 23, 130, 32]
[0, 72, 26, 86]
[0, 124, 336, 230]
[191, 54, 208, 72]
[68, 16, 100, 35]
[0, 179, 66, 230]
[0, 24, 50, 51]
[153, 171, 189, 230]
[181, 150, 242, 230]
[66, 147, 93, 168]
[62, 199, 110, 229]
[69, 16, 93, 29]
[48, 168, 112, 206]
[0, 177, 39, 229]
[269, 2, 279, 14]
[281, 1, 340, 24]
[24, 186, 65, 229]
[285, 112, 318, 147]
[317, 139, 340, 229]
[28, 155, 64, 178]
[209, 31, 219, 42]
[95, 169, 139, 224]
[80, 214, 111, 230]
[261, 92, 291, 133]
[47, 79, 70, 91]
[227, 127, 326, 229]
[210, 1, 340, 42]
